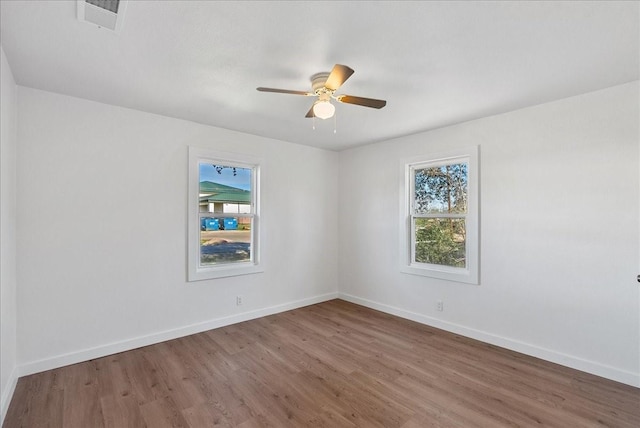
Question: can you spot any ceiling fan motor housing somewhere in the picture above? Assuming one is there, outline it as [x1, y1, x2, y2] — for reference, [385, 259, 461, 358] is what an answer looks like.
[311, 72, 332, 95]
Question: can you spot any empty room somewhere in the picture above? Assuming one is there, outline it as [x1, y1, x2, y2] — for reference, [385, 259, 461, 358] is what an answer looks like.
[1, 1, 639, 427]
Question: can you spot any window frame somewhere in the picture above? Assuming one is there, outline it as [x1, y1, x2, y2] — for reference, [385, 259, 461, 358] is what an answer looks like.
[400, 146, 479, 284]
[188, 147, 263, 281]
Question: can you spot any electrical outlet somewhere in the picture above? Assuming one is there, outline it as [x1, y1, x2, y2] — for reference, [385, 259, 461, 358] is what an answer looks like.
[436, 300, 444, 312]
[236, 295, 243, 306]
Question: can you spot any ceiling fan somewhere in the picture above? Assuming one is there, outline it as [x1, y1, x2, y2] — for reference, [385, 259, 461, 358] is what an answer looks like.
[257, 64, 386, 120]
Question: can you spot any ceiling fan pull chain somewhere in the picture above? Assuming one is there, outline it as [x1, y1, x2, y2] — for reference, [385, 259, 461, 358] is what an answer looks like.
[334, 111, 337, 134]
[312, 115, 316, 130]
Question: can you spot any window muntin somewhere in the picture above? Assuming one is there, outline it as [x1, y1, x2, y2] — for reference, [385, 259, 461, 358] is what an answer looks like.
[401, 147, 479, 284]
[188, 147, 262, 281]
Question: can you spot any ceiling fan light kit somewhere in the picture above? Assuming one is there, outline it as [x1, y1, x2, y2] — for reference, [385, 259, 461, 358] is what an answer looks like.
[313, 100, 335, 120]
[257, 64, 386, 122]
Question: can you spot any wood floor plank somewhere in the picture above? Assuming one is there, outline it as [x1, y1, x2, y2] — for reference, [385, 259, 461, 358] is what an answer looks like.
[4, 300, 639, 427]
[60, 361, 105, 428]
[100, 393, 147, 428]
[181, 402, 233, 428]
[139, 395, 191, 428]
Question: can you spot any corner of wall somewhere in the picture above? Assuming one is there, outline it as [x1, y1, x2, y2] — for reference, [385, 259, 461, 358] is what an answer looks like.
[0, 45, 19, 424]
[0, 368, 18, 426]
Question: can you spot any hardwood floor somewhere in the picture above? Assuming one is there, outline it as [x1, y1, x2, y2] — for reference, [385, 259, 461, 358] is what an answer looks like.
[4, 299, 639, 427]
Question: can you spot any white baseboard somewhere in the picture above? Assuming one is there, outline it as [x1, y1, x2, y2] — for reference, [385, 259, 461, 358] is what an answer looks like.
[339, 293, 640, 388]
[18, 292, 339, 378]
[1, 367, 18, 426]
[14, 290, 638, 390]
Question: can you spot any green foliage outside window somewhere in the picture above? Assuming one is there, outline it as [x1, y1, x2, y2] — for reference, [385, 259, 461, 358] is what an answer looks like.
[414, 163, 468, 268]
[414, 218, 466, 267]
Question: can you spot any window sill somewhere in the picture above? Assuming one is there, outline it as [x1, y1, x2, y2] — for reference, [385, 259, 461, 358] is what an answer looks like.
[189, 263, 264, 282]
[400, 263, 478, 285]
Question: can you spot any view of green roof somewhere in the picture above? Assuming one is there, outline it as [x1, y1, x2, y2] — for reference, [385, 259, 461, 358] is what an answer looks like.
[199, 181, 248, 194]
[200, 192, 251, 204]
[199, 181, 250, 204]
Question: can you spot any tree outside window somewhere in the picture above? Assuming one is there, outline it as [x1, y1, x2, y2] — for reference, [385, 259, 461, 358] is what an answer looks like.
[414, 163, 468, 268]
[401, 147, 479, 284]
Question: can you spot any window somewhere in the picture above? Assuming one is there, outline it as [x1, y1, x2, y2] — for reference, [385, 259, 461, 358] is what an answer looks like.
[188, 147, 262, 281]
[400, 146, 479, 284]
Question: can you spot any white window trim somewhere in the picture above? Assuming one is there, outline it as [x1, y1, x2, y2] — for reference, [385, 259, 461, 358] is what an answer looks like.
[399, 146, 479, 285]
[188, 146, 263, 281]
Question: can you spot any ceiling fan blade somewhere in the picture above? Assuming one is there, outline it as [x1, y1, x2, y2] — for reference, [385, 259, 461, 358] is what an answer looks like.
[336, 95, 387, 109]
[305, 105, 315, 118]
[256, 87, 313, 96]
[324, 64, 355, 91]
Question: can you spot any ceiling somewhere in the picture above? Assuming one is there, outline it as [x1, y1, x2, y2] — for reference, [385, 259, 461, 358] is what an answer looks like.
[1, 1, 638, 151]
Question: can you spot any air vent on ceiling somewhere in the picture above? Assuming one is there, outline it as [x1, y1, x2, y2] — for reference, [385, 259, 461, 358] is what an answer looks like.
[77, 0, 128, 33]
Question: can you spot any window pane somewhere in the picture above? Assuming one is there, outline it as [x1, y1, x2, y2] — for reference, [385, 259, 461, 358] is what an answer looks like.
[414, 163, 467, 214]
[414, 218, 466, 268]
[198, 162, 252, 266]
[200, 217, 251, 265]
[199, 163, 252, 214]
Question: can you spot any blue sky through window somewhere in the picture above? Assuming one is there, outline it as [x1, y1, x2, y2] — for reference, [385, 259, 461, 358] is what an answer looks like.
[199, 163, 251, 191]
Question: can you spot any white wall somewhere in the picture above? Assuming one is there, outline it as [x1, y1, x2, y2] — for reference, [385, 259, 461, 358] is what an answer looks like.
[16, 87, 339, 373]
[338, 82, 639, 386]
[0, 46, 19, 421]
